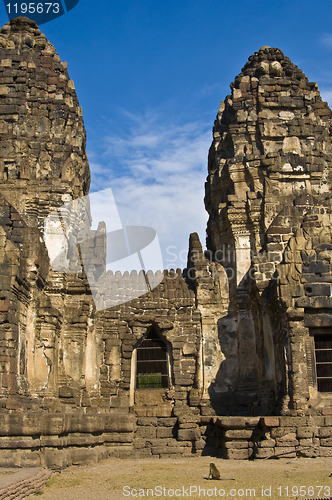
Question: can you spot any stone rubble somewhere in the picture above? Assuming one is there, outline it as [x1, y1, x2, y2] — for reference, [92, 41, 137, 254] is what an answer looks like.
[0, 467, 52, 499]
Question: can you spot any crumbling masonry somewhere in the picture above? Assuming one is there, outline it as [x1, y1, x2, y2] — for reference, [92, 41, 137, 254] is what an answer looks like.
[0, 19, 332, 467]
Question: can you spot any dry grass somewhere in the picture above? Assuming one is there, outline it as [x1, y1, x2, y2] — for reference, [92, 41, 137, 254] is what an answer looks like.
[28, 456, 332, 500]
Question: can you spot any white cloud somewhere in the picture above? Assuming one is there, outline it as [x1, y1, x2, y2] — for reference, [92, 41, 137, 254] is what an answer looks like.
[321, 34, 332, 49]
[88, 112, 211, 271]
[321, 88, 332, 108]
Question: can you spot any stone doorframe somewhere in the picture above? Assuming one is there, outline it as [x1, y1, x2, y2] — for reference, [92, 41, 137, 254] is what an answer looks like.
[129, 324, 173, 407]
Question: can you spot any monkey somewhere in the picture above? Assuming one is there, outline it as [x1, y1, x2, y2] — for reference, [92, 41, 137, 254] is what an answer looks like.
[208, 463, 235, 481]
[209, 463, 221, 480]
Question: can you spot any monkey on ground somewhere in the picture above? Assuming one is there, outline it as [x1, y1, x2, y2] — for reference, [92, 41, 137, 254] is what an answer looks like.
[209, 463, 221, 480]
[208, 463, 235, 481]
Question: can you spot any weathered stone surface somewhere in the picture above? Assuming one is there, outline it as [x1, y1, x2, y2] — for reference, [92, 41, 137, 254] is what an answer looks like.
[204, 45, 332, 417]
[137, 418, 158, 427]
[217, 417, 260, 429]
[224, 440, 249, 449]
[225, 429, 254, 440]
[177, 428, 201, 441]
[254, 447, 274, 459]
[296, 427, 317, 439]
[0, 21, 332, 464]
[136, 426, 157, 439]
[156, 427, 177, 439]
[226, 448, 250, 459]
[261, 417, 280, 427]
[274, 447, 297, 458]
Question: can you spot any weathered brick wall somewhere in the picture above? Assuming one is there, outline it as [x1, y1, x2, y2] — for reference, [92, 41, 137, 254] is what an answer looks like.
[1, 413, 331, 468]
[92, 269, 201, 412]
[0, 412, 135, 468]
[134, 413, 332, 460]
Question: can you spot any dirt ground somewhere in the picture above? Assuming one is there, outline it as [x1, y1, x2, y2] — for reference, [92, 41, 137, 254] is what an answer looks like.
[26, 456, 332, 500]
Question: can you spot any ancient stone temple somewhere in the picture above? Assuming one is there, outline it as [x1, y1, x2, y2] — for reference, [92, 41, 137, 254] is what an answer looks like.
[204, 45, 332, 415]
[0, 19, 332, 466]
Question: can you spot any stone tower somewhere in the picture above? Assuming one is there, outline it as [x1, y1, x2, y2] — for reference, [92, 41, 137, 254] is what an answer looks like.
[204, 46, 332, 413]
[0, 17, 95, 410]
[0, 16, 90, 230]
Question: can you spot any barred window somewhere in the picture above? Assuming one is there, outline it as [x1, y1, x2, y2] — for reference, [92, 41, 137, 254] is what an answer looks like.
[136, 330, 169, 389]
[314, 334, 332, 393]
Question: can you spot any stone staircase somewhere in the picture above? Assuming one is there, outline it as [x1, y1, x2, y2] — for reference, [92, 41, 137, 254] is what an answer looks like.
[0, 468, 52, 500]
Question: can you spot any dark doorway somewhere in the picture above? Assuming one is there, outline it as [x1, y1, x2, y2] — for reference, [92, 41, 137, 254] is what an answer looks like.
[136, 330, 168, 389]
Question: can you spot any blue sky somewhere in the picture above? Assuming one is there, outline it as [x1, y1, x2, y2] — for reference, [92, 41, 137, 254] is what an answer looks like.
[1, 0, 332, 270]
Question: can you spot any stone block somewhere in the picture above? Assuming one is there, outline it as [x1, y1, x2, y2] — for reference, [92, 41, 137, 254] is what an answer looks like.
[260, 417, 279, 427]
[255, 439, 276, 448]
[0, 436, 38, 449]
[104, 445, 133, 459]
[216, 417, 260, 429]
[136, 426, 156, 439]
[134, 404, 173, 418]
[305, 313, 332, 328]
[298, 446, 319, 458]
[179, 422, 198, 429]
[44, 448, 70, 470]
[226, 448, 249, 460]
[0, 449, 41, 468]
[41, 415, 64, 436]
[274, 446, 296, 458]
[0, 104, 19, 114]
[319, 427, 332, 438]
[224, 429, 253, 440]
[254, 447, 274, 458]
[177, 428, 201, 441]
[271, 427, 296, 439]
[199, 416, 215, 425]
[319, 447, 332, 457]
[159, 451, 187, 458]
[150, 446, 172, 455]
[200, 407, 217, 417]
[171, 440, 192, 448]
[157, 418, 177, 427]
[275, 435, 299, 447]
[175, 377, 194, 386]
[296, 427, 316, 439]
[320, 437, 332, 446]
[178, 415, 200, 424]
[156, 426, 176, 439]
[279, 416, 307, 427]
[133, 438, 148, 449]
[137, 418, 158, 427]
[104, 415, 135, 433]
[66, 433, 94, 447]
[194, 439, 206, 450]
[163, 447, 186, 455]
[224, 440, 249, 449]
[102, 433, 134, 444]
[133, 448, 153, 458]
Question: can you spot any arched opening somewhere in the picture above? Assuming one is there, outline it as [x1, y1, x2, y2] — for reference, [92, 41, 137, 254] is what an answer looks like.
[129, 326, 173, 406]
[136, 329, 169, 389]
